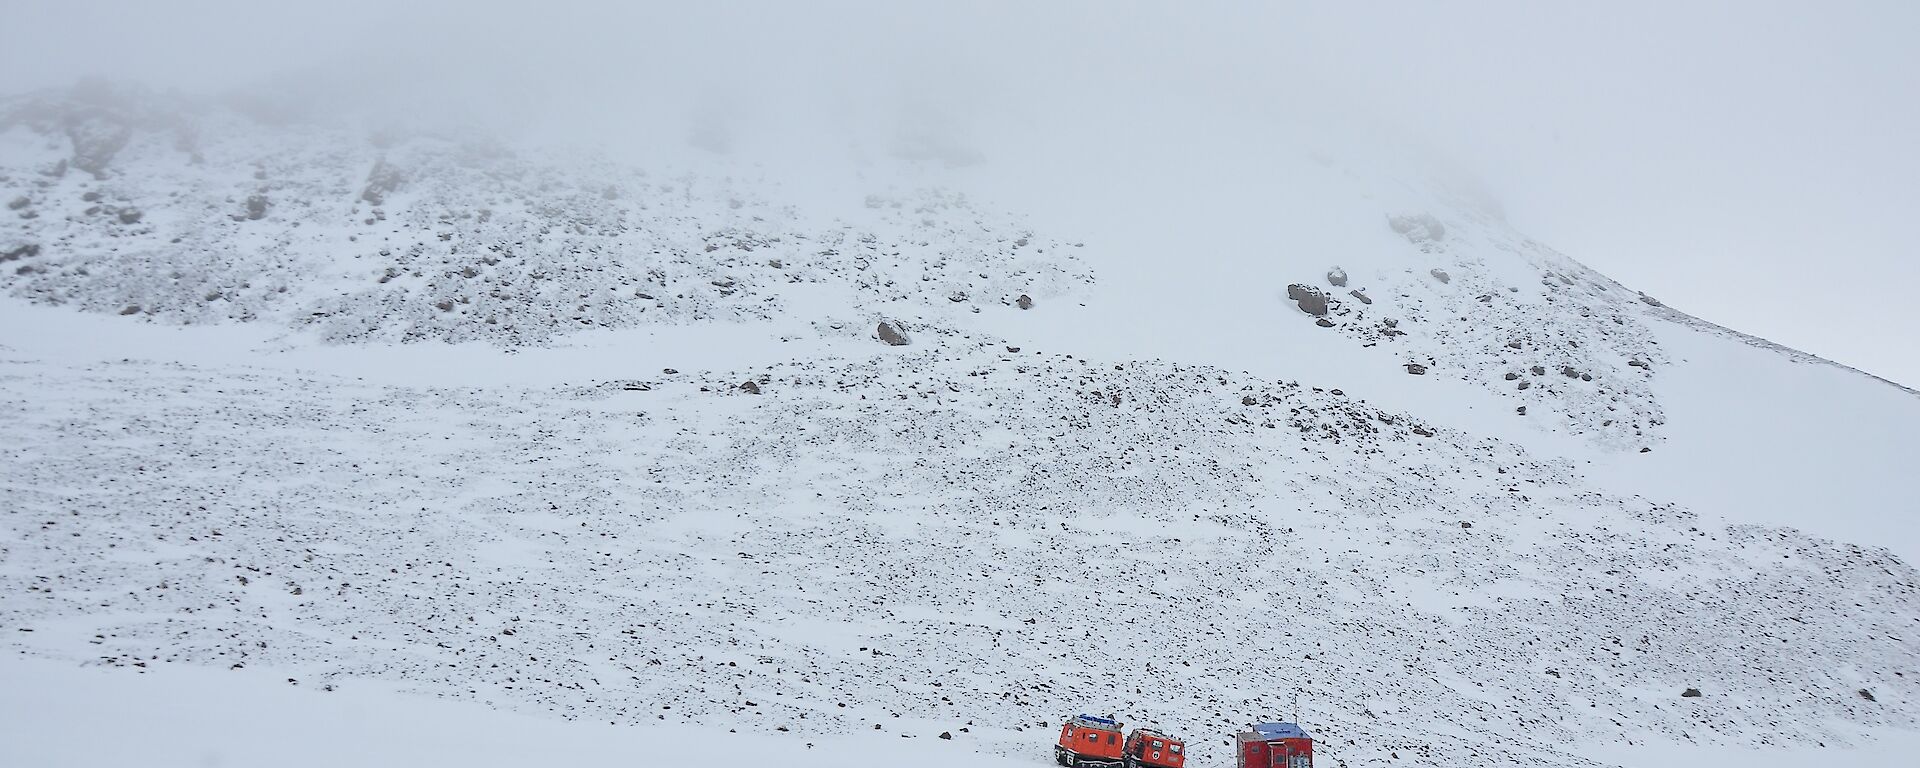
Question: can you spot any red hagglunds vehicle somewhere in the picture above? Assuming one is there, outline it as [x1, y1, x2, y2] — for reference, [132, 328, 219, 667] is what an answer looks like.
[1057, 715, 1187, 768]
[1056, 714, 1126, 767]
[1122, 727, 1186, 768]
[1235, 722, 1315, 768]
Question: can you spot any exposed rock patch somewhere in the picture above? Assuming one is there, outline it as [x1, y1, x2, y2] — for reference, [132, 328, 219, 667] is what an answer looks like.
[1287, 284, 1329, 316]
[876, 321, 911, 346]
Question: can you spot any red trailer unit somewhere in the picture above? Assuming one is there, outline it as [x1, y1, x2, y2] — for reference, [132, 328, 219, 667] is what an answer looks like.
[1235, 722, 1314, 768]
[1123, 727, 1186, 768]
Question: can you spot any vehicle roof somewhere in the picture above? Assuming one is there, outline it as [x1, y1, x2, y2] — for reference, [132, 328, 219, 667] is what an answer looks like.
[1245, 722, 1313, 740]
[1072, 714, 1123, 730]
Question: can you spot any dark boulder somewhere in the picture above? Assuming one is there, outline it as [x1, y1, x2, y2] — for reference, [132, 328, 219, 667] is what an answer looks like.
[877, 321, 911, 346]
[1287, 284, 1329, 316]
[1016, 294, 1033, 310]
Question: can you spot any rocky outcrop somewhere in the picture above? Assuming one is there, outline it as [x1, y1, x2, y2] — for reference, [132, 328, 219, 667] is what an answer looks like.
[66, 114, 133, 178]
[1388, 213, 1446, 243]
[1287, 284, 1329, 316]
[361, 160, 407, 205]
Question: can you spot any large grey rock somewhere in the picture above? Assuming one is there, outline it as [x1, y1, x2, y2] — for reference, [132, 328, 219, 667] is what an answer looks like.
[1287, 284, 1329, 316]
[876, 321, 911, 346]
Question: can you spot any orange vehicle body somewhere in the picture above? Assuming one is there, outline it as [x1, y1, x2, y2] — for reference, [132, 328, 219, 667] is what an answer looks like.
[1056, 715, 1126, 767]
[1123, 728, 1186, 768]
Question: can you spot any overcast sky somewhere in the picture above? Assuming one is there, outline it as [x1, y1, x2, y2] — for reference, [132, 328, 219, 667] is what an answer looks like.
[3, 1, 1915, 386]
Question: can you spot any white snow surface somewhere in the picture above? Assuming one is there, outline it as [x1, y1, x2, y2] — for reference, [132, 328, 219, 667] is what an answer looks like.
[3, 82, 1918, 768]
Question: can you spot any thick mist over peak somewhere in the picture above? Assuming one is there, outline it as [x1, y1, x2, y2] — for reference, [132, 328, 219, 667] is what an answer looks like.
[4, 1, 1916, 385]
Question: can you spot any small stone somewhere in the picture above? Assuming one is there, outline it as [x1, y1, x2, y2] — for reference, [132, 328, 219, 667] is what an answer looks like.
[1429, 268, 1451, 284]
[1681, 688, 1702, 698]
[1326, 267, 1348, 287]
[1315, 318, 1334, 328]
[1460, 521, 1472, 529]
[1404, 363, 1427, 375]
[1516, 406, 1527, 415]
[739, 380, 761, 395]
[117, 304, 141, 316]
[1859, 689, 1877, 702]
[939, 732, 952, 740]
[117, 208, 143, 224]
[1016, 294, 1033, 310]
[1531, 365, 1546, 376]
[1347, 289, 1371, 305]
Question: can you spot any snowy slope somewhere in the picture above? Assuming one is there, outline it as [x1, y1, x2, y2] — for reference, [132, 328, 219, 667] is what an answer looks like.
[3, 82, 1918, 768]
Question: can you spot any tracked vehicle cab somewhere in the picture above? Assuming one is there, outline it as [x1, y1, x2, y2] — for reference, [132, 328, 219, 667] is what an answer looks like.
[1056, 714, 1126, 768]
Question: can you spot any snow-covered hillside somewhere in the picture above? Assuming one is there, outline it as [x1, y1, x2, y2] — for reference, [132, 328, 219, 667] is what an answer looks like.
[4, 82, 1917, 768]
